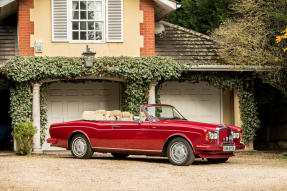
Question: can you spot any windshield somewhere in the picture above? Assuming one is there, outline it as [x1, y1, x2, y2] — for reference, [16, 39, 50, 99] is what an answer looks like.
[144, 105, 186, 121]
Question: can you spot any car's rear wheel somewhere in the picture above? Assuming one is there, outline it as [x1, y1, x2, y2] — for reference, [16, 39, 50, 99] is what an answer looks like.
[71, 134, 94, 159]
[207, 158, 229, 163]
[167, 137, 195, 166]
[111, 153, 129, 159]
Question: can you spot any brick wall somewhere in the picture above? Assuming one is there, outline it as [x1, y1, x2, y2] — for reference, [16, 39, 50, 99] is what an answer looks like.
[140, 0, 155, 56]
[18, 0, 34, 56]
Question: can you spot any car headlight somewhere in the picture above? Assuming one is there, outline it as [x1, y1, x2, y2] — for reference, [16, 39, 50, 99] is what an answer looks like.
[231, 131, 240, 139]
[207, 131, 218, 140]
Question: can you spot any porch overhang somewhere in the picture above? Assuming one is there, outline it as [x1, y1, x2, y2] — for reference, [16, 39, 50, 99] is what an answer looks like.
[0, 0, 17, 21]
[183, 65, 273, 72]
[153, 0, 179, 21]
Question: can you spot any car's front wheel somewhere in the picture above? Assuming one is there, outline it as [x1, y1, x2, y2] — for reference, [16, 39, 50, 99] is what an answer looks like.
[71, 134, 94, 159]
[167, 137, 195, 166]
[207, 158, 229, 163]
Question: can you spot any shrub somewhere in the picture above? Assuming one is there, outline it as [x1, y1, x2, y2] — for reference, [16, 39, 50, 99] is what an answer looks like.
[13, 121, 37, 155]
[278, 141, 287, 149]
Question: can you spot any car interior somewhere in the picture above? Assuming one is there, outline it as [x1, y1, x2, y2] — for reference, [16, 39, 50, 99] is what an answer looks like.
[82, 110, 134, 121]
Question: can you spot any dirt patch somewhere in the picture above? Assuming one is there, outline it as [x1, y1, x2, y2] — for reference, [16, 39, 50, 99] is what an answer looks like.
[0, 151, 287, 191]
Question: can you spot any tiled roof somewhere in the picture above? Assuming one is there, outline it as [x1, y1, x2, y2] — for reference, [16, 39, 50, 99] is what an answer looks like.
[155, 21, 220, 64]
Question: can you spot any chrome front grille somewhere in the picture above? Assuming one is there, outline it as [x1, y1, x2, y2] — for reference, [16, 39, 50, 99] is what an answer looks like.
[216, 126, 233, 145]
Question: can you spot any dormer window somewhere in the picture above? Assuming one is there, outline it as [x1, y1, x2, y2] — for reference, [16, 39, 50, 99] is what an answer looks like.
[71, 0, 104, 42]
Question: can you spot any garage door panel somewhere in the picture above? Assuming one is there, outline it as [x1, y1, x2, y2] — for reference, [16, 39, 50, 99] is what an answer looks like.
[49, 102, 64, 118]
[48, 89, 65, 96]
[43, 81, 120, 151]
[81, 89, 94, 96]
[160, 81, 221, 124]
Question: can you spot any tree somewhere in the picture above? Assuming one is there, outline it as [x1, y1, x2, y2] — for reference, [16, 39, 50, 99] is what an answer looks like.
[276, 27, 287, 52]
[212, 0, 287, 95]
[165, 0, 233, 34]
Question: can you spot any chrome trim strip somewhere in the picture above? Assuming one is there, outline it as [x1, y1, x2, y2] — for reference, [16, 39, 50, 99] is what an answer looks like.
[92, 147, 161, 152]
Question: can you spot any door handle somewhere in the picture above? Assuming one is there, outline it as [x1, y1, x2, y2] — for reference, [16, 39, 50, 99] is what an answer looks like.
[112, 126, 120, 128]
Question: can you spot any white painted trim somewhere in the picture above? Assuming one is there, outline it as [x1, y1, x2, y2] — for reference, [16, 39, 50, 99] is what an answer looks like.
[154, 0, 177, 10]
[69, 40, 106, 43]
[67, 0, 71, 42]
[184, 65, 274, 72]
[32, 83, 43, 153]
[148, 81, 158, 104]
[51, 0, 55, 41]
[0, 0, 15, 7]
[66, 0, 106, 43]
[106, 0, 123, 42]
[52, 0, 69, 42]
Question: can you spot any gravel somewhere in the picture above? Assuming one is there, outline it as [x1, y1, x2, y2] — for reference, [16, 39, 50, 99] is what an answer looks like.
[0, 151, 286, 191]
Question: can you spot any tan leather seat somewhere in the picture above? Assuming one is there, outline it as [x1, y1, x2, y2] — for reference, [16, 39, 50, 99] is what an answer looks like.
[105, 111, 116, 120]
[111, 110, 122, 120]
[82, 110, 134, 121]
[96, 110, 106, 115]
[82, 111, 97, 121]
[122, 112, 133, 121]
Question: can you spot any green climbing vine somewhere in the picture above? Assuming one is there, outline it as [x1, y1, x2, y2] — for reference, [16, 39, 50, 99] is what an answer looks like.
[9, 83, 32, 129]
[40, 84, 48, 145]
[2, 56, 182, 143]
[1, 56, 260, 145]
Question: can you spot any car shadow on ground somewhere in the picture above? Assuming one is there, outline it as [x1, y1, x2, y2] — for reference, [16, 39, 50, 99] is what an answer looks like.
[55, 152, 231, 165]
[86, 155, 225, 165]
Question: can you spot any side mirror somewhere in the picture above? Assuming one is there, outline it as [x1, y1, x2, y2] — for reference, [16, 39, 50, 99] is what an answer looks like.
[133, 116, 140, 123]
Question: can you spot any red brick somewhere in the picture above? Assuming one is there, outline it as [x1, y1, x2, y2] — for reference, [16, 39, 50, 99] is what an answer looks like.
[140, 0, 155, 56]
[18, 0, 34, 56]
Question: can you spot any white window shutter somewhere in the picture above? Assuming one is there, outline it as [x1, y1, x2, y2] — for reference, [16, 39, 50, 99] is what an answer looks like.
[52, 0, 68, 42]
[106, 0, 123, 42]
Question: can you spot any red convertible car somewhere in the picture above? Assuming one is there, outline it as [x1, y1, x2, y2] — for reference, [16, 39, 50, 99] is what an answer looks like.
[47, 104, 245, 166]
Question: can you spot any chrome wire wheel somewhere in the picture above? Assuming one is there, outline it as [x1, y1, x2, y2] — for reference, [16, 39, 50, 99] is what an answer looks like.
[72, 137, 88, 158]
[167, 137, 195, 166]
[170, 142, 188, 164]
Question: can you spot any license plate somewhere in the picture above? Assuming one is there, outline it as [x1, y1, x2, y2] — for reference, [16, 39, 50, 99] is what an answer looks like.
[223, 145, 235, 152]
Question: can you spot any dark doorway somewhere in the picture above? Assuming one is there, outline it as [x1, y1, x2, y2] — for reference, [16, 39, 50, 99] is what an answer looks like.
[254, 78, 287, 151]
[0, 89, 13, 151]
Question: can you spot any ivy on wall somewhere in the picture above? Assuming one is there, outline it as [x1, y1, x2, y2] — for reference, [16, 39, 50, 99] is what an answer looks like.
[2, 56, 182, 144]
[9, 83, 32, 129]
[40, 84, 48, 145]
[2, 56, 260, 145]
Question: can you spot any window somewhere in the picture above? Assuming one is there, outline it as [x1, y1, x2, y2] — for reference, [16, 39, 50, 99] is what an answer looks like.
[52, 0, 123, 43]
[71, 0, 104, 42]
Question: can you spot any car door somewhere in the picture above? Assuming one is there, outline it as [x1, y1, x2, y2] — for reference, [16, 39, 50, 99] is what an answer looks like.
[109, 121, 150, 150]
[145, 121, 172, 151]
[91, 121, 115, 148]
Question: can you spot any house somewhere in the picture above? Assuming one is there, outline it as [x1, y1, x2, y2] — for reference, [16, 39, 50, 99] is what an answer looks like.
[0, 0, 261, 153]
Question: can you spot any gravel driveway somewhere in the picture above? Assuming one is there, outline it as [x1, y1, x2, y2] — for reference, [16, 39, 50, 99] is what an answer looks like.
[0, 151, 287, 191]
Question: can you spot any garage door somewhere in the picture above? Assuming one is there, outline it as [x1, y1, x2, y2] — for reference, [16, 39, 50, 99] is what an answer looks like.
[159, 81, 222, 124]
[42, 81, 120, 150]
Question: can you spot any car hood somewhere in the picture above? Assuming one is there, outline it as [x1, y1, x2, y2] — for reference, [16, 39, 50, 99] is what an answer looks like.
[157, 120, 242, 132]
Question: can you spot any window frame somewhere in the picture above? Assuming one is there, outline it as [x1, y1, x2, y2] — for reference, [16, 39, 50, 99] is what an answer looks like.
[67, 0, 106, 43]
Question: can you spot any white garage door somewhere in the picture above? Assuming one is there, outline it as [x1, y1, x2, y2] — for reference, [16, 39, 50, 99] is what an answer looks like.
[159, 81, 222, 124]
[42, 81, 120, 150]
